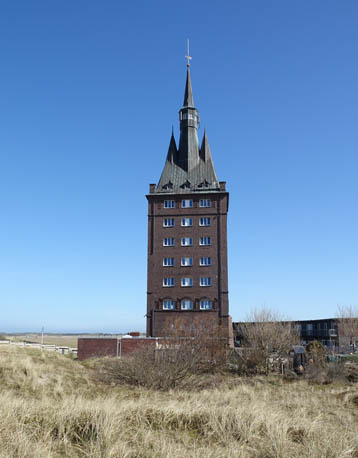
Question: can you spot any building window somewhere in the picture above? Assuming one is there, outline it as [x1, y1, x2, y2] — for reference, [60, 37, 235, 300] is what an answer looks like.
[200, 277, 211, 287]
[164, 200, 175, 208]
[163, 299, 175, 310]
[163, 278, 175, 287]
[199, 237, 211, 246]
[181, 299, 193, 310]
[181, 217, 193, 227]
[200, 257, 211, 266]
[163, 238, 175, 246]
[181, 277, 193, 287]
[163, 257, 175, 267]
[199, 199, 211, 207]
[307, 323, 313, 336]
[181, 199, 193, 208]
[200, 300, 213, 310]
[163, 218, 175, 227]
[199, 217, 211, 226]
[181, 257, 193, 266]
[181, 237, 193, 246]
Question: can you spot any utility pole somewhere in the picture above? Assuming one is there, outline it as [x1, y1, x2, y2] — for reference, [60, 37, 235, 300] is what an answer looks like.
[41, 326, 44, 351]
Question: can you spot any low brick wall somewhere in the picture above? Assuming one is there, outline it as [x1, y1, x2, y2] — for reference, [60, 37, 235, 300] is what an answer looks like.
[120, 337, 157, 356]
[77, 338, 118, 360]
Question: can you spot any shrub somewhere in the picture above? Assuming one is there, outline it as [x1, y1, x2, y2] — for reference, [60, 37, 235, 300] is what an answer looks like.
[99, 317, 228, 390]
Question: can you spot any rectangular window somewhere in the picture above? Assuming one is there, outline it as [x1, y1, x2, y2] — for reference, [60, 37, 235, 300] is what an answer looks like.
[199, 237, 211, 246]
[181, 237, 193, 246]
[181, 217, 193, 227]
[181, 299, 193, 310]
[163, 299, 175, 310]
[199, 199, 211, 207]
[199, 217, 211, 226]
[163, 218, 175, 227]
[163, 238, 175, 246]
[200, 257, 211, 266]
[164, 200, 175, 208]
[307, 323, 313, 336]
[200, 277, 212, 287]
[181, 277, 193, 287]
[181, 257, 193, 266]
[163, 278, 175, 287]
[163, 257, 175, 267]
[200, 300, 213, 310]
[181, 199, 193, 208]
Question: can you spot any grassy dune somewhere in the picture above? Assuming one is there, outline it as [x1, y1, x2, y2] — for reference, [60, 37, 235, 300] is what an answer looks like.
[1, 346, 358, 457]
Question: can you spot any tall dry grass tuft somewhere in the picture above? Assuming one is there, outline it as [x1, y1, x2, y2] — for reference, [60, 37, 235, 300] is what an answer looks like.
[1, 345, 358, 457]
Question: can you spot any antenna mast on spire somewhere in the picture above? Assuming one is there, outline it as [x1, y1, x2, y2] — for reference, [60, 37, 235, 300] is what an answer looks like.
[185, 38, 192, 67]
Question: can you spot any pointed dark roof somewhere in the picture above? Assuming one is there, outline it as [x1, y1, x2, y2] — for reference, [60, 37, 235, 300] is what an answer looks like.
[154, 67, 220, 194]
[166, 129, 177, 164]
[157, 130, 218, 193]
[183, 67, 194, 108]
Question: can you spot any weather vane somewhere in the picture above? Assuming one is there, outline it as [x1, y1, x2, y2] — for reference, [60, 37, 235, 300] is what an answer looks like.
[185, 38, 192, 67]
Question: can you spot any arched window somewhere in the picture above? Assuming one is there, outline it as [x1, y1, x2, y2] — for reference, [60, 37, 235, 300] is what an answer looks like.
[199, 299, 213, 310]
[163, 299, 175, 310]
[181, 299, 193, 310]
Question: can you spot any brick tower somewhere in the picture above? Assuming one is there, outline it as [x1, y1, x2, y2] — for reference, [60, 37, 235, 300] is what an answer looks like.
[146, 61, 230, 338]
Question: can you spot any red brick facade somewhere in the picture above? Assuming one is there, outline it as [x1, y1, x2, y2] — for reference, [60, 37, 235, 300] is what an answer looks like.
[146, 187, 230, 338]
[77, 338, 118, 360]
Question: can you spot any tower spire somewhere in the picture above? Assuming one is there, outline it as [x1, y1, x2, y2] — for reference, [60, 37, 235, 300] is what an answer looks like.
[183, 40, 194, 108]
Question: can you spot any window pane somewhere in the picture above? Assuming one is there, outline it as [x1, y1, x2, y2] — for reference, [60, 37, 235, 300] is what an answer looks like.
[181, 257, 192, 266]
[199, 217, 211, 226]
[181, 300, 193, 310]
[199, 199, 211, 207]
[200, 257, 211, 266]
[163, 218, 175, 227]
[181, 218, 193, 226]
[200, 300, 213, 310]
[163, 300, 175, 310]
[181, 277, 193, 287]
[181, 199, 193, 208]
[164, 200, 175, 208]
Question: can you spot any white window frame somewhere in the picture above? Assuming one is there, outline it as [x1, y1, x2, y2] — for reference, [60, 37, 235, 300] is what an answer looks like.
[199, 199, 211, 208]
[164, 200, 175, 208]
[163, 257, 175, 267]
[181, 257, 193, 267]
[199, 217, 211, 226]
[199, 237, 211, 246]
[163, 299, 175, 310]
[163, 278, 175, 287]
[181, 277, 193, 287]
[200, 277, 212, 287]
[181, 299, 193, 310]
[200, 300, 213, 310]
[181, 199, 193, 208]
[181, 217, 193, 227]
[181, 237, 193, 246]
[163, 218, 175, 227]
[163, 238, 175, 246]
[199, 257, 212, 266]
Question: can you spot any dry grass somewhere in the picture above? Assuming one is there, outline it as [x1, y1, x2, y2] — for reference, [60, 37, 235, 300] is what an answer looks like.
[1, 346, 358, 457]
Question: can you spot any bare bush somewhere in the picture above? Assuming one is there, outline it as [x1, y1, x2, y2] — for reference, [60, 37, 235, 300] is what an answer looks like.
[237, 307, 300, 374]
[305, 340, 327, 367]
[100, 316, 228, 390]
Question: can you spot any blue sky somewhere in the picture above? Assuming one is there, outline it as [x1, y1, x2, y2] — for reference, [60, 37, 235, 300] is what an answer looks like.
[0, 1, 357, 332]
